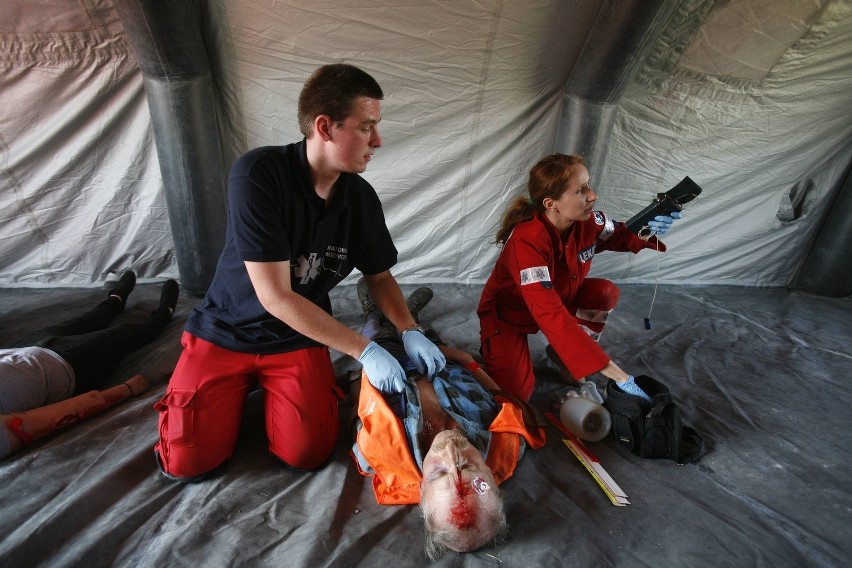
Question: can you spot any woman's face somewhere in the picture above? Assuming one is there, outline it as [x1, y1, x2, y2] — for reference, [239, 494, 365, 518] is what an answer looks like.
[544, 163, 597, 231]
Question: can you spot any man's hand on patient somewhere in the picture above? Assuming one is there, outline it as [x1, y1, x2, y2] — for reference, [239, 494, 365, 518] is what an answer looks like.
[358, 342, 407, 393]
[402, 330, 447, 378]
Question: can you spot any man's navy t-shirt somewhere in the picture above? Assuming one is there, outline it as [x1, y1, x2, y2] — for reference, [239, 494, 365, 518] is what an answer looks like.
[185, 140, 398, 354]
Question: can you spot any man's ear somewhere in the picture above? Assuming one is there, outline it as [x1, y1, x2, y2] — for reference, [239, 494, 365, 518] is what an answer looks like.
[315, 115, 334, 141]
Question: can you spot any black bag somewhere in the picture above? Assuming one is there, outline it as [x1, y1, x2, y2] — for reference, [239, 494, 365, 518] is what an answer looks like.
[604, 375, 706, 464]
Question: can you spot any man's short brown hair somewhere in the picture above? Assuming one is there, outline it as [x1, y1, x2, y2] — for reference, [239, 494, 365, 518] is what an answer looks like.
[298, 63, 384, 138]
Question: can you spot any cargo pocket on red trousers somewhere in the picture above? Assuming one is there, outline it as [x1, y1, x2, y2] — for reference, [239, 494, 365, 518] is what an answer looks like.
[154, 389, 197, 447]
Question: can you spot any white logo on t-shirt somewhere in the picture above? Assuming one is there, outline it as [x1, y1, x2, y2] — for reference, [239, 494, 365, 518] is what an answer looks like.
[294, 253, 322, 284]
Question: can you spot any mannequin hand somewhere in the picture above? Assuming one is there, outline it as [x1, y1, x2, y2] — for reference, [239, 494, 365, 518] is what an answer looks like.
[402, 330, 447, 378]
[358, 342, 406, 393]
[618, 375, 653, 402]
[647, 211, 682, 235]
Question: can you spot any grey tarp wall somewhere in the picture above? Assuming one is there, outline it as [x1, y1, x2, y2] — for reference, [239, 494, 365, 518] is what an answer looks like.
[1, 282, 850, 566]
[2, 0, 851, 291]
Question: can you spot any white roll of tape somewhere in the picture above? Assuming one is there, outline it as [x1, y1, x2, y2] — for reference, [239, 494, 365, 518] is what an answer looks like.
[559, 396, 612, 442]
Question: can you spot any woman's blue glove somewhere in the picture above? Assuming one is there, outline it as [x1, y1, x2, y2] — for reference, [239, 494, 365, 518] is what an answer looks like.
[402, 329, 447, 377]
[358, 341, 406, 393]
[619, 375, 653, 402]
[647, 211, 682, 235]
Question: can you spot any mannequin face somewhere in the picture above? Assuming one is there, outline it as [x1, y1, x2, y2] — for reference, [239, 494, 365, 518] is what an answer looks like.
[543, 163, 597, 231]
[420, 430, 500, 549]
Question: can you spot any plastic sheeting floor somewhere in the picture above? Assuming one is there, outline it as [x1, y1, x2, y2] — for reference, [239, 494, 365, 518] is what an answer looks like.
[0, 282, 850, 567]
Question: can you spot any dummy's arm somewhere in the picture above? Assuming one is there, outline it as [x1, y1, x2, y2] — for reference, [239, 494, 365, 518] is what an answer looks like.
[438, 345, 500, 390]
[1, 374, 148, 457]
[439, 345, 548, 429]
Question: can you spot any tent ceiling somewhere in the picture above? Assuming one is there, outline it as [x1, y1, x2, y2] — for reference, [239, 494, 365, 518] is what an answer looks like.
[679, 0, 828, 80]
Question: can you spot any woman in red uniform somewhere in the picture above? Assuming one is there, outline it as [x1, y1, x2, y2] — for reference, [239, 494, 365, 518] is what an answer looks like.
[477, 154, 679, 402]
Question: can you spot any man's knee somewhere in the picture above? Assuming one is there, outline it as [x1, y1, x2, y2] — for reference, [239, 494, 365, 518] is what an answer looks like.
[266, 401, 339, 470]
[153, 448, 212, 483]
[270, 435, 337, 471]
[153, 418, 233, 480]
[268, 408, 338, 469]
[153, 386, 242, 480]
[260, 348, 340, 469]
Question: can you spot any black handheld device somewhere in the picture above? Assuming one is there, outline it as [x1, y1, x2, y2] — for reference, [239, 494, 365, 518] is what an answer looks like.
[625, 176, 702, 238]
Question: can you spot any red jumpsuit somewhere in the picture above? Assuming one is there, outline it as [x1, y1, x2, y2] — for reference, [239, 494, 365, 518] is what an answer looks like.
[478, 211, 663, 401]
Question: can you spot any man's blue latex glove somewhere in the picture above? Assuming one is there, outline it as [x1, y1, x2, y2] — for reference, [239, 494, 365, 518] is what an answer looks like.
[618, 375, 653, 402]
[402, 329, 447, 378]
[647, 211, 682, 235]
[358, 341, 406, 393]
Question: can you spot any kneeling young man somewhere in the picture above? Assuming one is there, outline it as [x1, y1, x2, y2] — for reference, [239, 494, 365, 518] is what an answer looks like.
[154, 64, 445, 480]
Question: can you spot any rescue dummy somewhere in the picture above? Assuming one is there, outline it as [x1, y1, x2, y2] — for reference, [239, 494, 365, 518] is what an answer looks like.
[0, 271, 178, 458]
[349, 282, 546, 560]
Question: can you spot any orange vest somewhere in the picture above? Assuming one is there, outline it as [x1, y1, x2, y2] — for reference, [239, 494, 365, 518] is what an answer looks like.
[353, 374, 546, 505]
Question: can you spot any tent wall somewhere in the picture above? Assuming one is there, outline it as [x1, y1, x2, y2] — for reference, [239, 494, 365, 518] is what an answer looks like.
[1, 0, 851, 293]
[0, 0, 173, 287]
[204, 0, 610, 283]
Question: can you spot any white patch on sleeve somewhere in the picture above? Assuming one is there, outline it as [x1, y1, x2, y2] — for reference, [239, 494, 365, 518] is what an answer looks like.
[520, 266, 551, 285]
[598, 213, 615, 241]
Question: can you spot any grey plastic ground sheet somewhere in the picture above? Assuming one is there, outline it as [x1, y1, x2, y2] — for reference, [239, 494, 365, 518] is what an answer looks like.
[0, 282, 849, 567]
